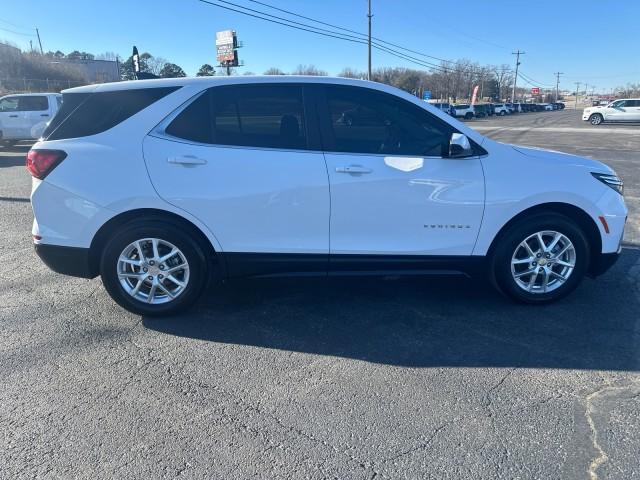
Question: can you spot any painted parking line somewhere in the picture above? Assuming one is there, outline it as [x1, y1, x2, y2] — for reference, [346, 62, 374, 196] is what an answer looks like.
[472, 126, 640, 135]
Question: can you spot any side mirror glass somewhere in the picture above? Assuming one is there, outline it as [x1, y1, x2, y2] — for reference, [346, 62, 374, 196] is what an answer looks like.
[449, 133, 473, 158]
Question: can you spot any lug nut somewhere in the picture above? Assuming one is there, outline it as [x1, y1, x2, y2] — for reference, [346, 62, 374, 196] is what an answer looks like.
[532, 262, 537, 266]
[536, 253, 542, 258]
[545, 253, 551, 258]
[149, 260, 155, 266]
[143, 267, 148, 273]
[159, 265, 165, 270]
[147, 276, 153, 281]
[159, 274, 164, 279]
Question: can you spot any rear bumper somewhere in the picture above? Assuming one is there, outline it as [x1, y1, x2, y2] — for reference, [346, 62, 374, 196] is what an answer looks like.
[588, 249, 621, 278]
[34, 244, 96, 278]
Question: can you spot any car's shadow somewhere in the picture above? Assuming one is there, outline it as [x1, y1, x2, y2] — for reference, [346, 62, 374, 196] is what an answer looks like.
[144, 247, 640, 371]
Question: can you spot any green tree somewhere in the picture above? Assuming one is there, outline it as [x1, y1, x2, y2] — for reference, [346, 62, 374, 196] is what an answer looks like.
[196, 64, 216, 76]
[159, 63, 186, 78]
[66, 50, 95, 61]
[119, 52, 152, 80]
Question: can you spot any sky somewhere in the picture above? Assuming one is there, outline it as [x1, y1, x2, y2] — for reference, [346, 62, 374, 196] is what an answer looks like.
[1, 0, 638, 92]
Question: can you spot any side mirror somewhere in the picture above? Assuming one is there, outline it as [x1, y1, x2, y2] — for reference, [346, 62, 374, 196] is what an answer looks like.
[449, 133, 473, 158]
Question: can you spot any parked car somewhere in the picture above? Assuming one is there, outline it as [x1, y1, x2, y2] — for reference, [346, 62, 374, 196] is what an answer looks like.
[428, 102, 456, 116]
[486, 103, 495, 116]
[28, 77, 627, 315]
[472, 104, 486, 118]
[582, 98, 640, 125]
[493, 103, 510, 115]
[453, 104, 474, 119]
[557, 102, 565, 109]
[0, 93, 62, 147]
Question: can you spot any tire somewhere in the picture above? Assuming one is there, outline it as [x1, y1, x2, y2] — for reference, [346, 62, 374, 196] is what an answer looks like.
[100, 220, 209, 316]
[491, 213, 590, 304]
[464, 112, 473, 120]
[500, 110, 506, 116]
[589, 113, 603, 126]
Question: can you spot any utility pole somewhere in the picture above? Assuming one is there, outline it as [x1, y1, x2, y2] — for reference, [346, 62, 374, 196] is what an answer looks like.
[554, 72, 563, 102]
[35, 28, 43, 54]
[367, 0, 372, 80]
[574, 82, 581, 108]
[511, 50, 524, 102]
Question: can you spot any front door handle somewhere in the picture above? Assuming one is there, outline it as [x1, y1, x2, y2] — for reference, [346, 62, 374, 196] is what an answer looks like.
[40, 114, 50, 117]
[168, 155, 207, 166]
[8, 114, 18, 118]
[335, 165, 372, 174]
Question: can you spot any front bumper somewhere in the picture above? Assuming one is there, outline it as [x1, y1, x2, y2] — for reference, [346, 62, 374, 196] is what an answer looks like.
[34, 244, 96, 278]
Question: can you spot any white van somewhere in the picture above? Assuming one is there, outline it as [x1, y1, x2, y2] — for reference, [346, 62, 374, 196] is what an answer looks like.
[0, 93, 62, 146]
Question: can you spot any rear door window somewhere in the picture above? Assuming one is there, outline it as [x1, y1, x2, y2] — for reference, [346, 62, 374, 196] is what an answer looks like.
[17, 96, 48, 111]
[45, 87, 179, 140]
[165, 85, 309, 150]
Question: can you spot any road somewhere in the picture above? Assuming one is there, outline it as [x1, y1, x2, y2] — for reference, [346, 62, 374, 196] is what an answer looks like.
[1, 110, 639, 479]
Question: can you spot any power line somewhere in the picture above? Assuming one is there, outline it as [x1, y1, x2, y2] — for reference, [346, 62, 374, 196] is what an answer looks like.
[0, 25, 36, 37]
[0, 16, 32, 30]
[245, 0, 458, 65]
[196, 0, 472, 74]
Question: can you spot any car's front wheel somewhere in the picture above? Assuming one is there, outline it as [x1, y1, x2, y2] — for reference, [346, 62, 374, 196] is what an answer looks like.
[589, 113, 604, 125]
[464, 112, 473, 119]
[100, 220, 208, 316]
[492, 213, 590, 304]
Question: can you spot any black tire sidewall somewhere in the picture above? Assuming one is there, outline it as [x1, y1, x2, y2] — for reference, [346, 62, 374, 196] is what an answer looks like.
[100, 222, 208, 316]
[493, 214, 590, 304]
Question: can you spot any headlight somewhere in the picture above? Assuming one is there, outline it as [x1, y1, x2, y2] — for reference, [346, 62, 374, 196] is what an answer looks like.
[592, 172, 624, 195]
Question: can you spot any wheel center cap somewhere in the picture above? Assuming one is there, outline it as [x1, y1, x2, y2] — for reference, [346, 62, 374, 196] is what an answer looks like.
[538, 258, 548, 266]
[147, 265, 160, 276]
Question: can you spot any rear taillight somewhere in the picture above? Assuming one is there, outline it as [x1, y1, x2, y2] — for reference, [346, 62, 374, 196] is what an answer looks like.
[26, 149, 67, 179]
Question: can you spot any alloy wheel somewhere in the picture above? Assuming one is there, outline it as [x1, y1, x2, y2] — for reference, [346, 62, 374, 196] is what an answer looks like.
[117, 238, 190, 304]
[510, 230, 576, 294]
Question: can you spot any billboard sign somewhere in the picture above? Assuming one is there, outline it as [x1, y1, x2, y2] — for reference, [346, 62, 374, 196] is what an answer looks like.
[531, 87, 540, 95]
[216, 30, 238, 65]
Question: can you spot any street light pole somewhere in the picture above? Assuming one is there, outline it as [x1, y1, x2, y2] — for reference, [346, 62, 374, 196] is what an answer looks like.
[367, 0, 372, 81]
[574, 82, 581, 109]
[511, 50, 524, 102]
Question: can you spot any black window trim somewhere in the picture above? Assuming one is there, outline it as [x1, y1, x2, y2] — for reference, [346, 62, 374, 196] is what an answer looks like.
[155, 83, 323, 153]
[313, 84, 487, 158]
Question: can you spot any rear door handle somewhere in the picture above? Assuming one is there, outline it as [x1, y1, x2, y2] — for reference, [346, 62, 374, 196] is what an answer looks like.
[168, 155, 207, 166]
[8, 114, 18, 118]
[40, 114, 49, 117]
[335, 165, 372, 174]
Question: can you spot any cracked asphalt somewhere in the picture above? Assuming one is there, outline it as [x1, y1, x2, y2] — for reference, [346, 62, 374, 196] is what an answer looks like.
[1, 110, 639, 479]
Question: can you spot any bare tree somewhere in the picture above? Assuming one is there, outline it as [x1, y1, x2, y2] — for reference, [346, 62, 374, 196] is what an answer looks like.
[264, 67, 285, 75]
[338, 67, 366, 79]
[292, 64, 327, 76]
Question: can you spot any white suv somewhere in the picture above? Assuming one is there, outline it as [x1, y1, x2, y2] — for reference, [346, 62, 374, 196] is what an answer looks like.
[29, 77, 627, 315]
[0, 93, 61, 146]
[493, 104, 510, 115]
[582, 99, 640, 125]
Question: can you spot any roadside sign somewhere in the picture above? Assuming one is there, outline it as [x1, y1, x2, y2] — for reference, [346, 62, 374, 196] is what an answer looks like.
[531, 87, 540, 95]
[422, 90, 432, 100]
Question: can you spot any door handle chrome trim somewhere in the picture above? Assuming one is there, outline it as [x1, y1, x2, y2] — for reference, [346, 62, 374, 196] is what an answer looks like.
[168, 156, 207, 166]
[335, 165, 372, 174]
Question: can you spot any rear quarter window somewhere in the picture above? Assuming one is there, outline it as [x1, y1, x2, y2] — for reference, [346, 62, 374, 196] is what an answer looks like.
[44, 87, 179, 140]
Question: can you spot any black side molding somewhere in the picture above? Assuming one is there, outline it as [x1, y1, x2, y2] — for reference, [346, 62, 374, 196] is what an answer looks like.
[34, 244, 97, 279]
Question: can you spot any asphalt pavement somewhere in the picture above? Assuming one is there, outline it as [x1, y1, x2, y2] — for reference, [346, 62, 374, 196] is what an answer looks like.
[1, 110, 639, 479]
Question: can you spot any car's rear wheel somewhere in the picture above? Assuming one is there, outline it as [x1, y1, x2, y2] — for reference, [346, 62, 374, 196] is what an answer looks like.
[464, 112, 473, 119]
[589, 113, 604, 125]
[100, 221, 208, 316]
[492, 213, 590, 304]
